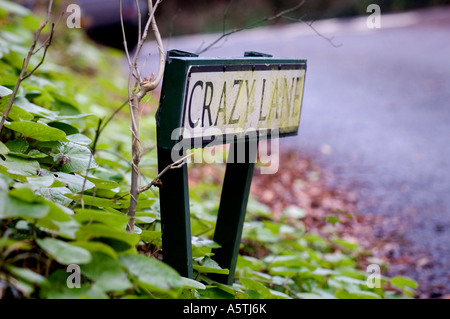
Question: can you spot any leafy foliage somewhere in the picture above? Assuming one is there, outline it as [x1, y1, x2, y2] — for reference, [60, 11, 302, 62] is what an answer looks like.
[0, 1, 417, 299]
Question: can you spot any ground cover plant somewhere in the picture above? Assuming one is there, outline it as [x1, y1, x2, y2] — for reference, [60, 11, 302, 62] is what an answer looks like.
[0, 1, 417, 299]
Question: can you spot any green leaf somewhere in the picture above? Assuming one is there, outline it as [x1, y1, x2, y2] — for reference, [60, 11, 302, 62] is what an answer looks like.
[5, 139, 28, 153]
[35, 201, 79, 238]
[0, 1, 31, 16]
[9, 187, 36, 202]
[324, 215, 342, 226]
[240, 277, 272, 299]
[82, 175, 119, 190]
[192, 236, 221, 248]
[24, 175, 54, 188]
[41, 199, 73, 222]
[119, 254, 182, 297]
[191, 236, 221, 258]
[37, 237, 92, 265]
[36, 187, 72, 206]
[0, 85, 13, 96]
[0, 141, 9, 155]
[200, 275, 248, 298]
[70, 241, 118, 260]
[12, 96, 57, 118]
[331, 238, 359, 252]
[76, 224, 139, 253]
[68, 194, 123, 209]
[296, 292, 324, 299]
[269, 266, 310, 277]
[265, 254, 313, 270]
[6, 265, 47, 285]
[237, 255, 263, 271]
[193, 257, 229, 275]
[47, 122, 79, 135]
[139, 230, 161, 244]
[6, 121, 66, 141]
[9, 149, 47, 159]
[53, 142, 97, 173]
[74, 209, 128, 229]
[0, 101, 34, 121]
[50, 219, 80, 239]
[66, 134, 92, 145]
[135, 211, 157, 224]
[81, 253, 132, 292]
[0, 154, 40, 179]
[0, 192, 49, 219]
[52, 172, 95, 193]
[39, 270, 107, 299]
[390, 276, 418, 290]
[181, 277, 206, 290]
[335, 289, 382, 299]
[0, 90, 34, 121]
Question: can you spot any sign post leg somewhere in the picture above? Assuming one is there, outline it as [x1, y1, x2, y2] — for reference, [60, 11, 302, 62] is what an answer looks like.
[212, 141, 256, 284]
[157, 147, 193, 278]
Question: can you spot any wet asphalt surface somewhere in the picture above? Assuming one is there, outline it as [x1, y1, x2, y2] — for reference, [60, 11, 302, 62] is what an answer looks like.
[140, 6, 450, 295]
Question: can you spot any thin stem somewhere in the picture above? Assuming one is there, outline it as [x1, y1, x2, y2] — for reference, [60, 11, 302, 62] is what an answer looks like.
[138, 153, 193, 193]
[196, 0, 305, 55]
[122, 0, 165, 232]
[0, 0, 55, 132]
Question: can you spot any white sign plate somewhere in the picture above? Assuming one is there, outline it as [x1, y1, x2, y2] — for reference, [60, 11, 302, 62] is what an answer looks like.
[180, 64, 306, 142]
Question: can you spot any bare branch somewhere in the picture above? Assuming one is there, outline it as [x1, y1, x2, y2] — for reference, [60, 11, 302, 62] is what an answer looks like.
[123, 0, 165, 232]
[195, 0, 342, 55]
[223, 0, 234, 36]
[134, 0, 165, 94]
[196, 0, 306, 55]
[0, 0, 55, 132]
[136, 0, 142, 45]
[22, 23, 55, 80]
[282, 15, 343, 48]
[138, 153, 193, 193]
[119, 0, 139, 81]
[130, 0, 162, 87]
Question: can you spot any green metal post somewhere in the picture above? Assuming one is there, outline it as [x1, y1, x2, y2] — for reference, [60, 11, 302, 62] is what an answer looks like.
[211, 140, 256, 284]
[157, 146, 193, 278]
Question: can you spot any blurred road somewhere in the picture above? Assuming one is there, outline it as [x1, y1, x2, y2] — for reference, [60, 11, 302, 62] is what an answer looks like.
[140, 6, 450, 295]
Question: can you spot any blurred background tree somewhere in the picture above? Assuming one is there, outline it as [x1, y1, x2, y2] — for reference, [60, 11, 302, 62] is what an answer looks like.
[16, 0, 450, 37]
[153, 0, 450, 36]
[13, 0, 450, 50]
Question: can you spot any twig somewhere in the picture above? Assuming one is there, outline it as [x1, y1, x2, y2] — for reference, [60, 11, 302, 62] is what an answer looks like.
[119, 0, 135, 74]
[22, 23, 55, 81]
[113, 152, 192, 202]
[196, 0, 342, 55]
[0, 0, 55, 132]
[196, 0, 306, 55]
[97, 99, 129, 143]
[71, 118, 102, 209]
[121, 0, 166, 232]
[123, 152, 192, 232]
[138, 153, 193, 193]
[282, 15, 342, 48]
[223, 0, 234, 35]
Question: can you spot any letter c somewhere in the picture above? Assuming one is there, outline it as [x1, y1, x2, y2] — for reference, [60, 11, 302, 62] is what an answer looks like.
[188, 81, 203, 128]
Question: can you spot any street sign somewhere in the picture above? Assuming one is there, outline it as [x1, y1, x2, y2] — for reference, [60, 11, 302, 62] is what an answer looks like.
[156, 50, 307, 284]
[157, 50, 306, 150]
[181, 64, 305, 145]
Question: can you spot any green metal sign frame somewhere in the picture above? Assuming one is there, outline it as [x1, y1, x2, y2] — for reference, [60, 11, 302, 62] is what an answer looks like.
[156, 50, 306, 284]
